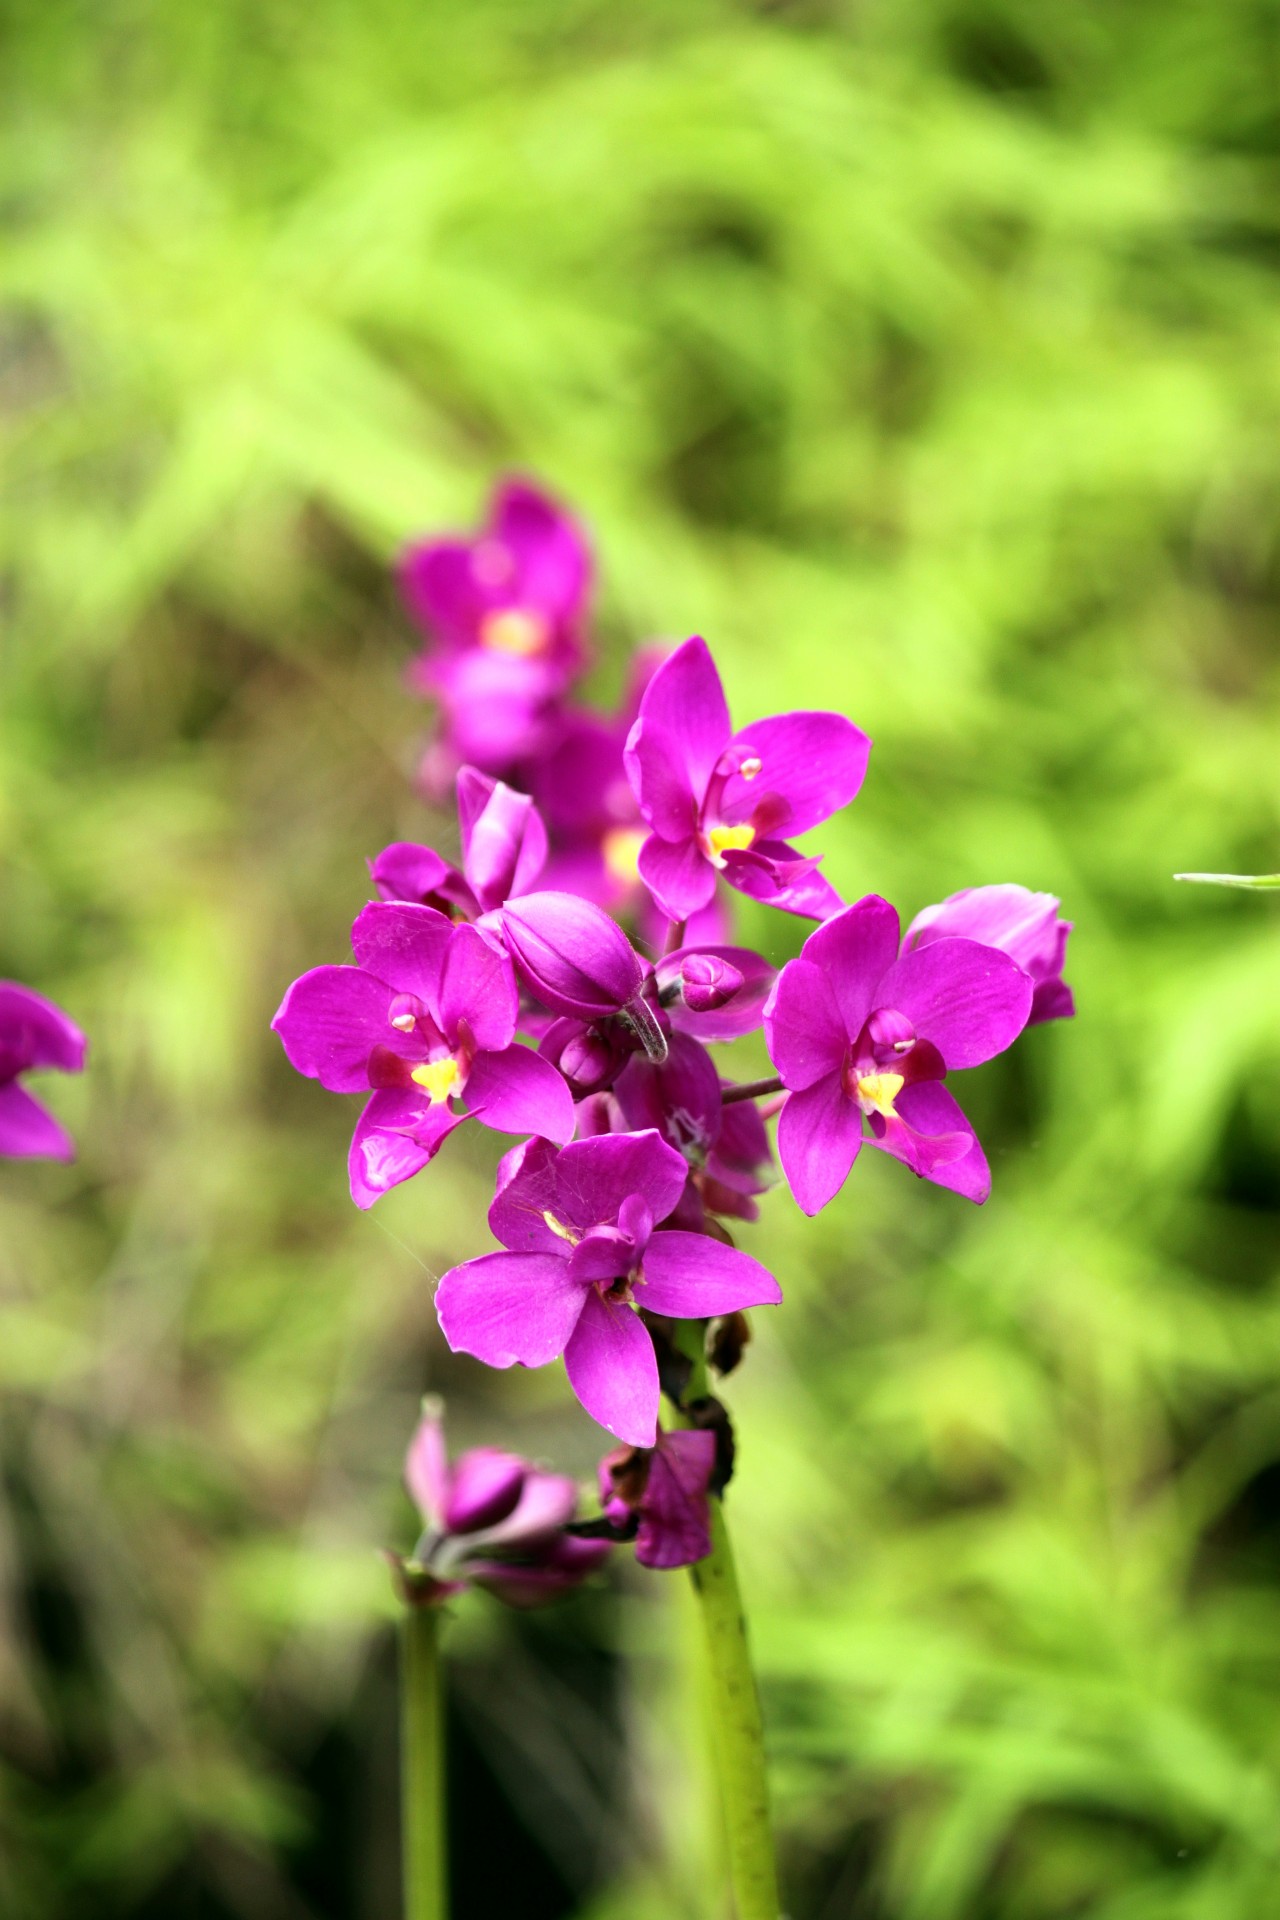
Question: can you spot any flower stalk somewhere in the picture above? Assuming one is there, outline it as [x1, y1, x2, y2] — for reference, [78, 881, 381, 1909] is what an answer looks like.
[689, 1498, 780, 1920]
[401, 1605, 447, 1920]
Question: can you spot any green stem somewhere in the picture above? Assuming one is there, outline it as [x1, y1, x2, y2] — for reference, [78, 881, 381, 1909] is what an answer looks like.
[688, 1497, 780, 1920]
[400, 1606, 447, 1920]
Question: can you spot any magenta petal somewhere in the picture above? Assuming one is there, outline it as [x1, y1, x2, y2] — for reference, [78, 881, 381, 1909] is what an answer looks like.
[272, 965, 394, 1092]
[723, 712, 871, 835]
[404, 1408, 449, 1526]
[563, 1292, 659, 1445]
[629, 633, 729, 806]
[875, 937, 1033, 1069]
[462, 1045, 576, 1144]
[369, 842, 471, 913]
[872, 1081, 990, 1202]
[493, 476, 592, 618]
[443, 1449, 528, 1534]
[625, 717, 702, 842]
[763, 959, 848, 1090]
[730, 849, 844, 922]
[470, 1470, 579, 1548]
[800, 896, 901, 1035]
[350, 902, 454, 1005]
[636, 832, 717, 922]
[0, 1081, 75, 1161]
[776, 1073, 863, 1215]
[1031, 977, 1075, 1025]
[435, 1250, 586, 1368]
[614, 1033, 722, 1159]
[0, 984, 87, 1074]
[348, 1092, 460, 1208]
[439, 923, 518, 1053]
[639, 1232, 782, 1316]
[635, 1430, 717, 1570]
[457, 767, 548, 910]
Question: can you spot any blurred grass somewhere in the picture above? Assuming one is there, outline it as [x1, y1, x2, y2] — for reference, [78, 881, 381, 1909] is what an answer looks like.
[3, 1, 1280, 1915]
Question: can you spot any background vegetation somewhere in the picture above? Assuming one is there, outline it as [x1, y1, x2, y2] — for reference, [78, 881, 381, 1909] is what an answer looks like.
[3, 2, 1280, 1914]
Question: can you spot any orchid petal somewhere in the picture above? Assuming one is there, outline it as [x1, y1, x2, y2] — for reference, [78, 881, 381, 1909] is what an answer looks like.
[0, 984, 87, 1073]
[271, 966, 396, 1092]
[563, 1292, 659, 1446]
[348, 1092, 461, 1208]
[439, 922, 518, 1052]
[639, 1232, 781, 1316]
[435, 1250, 586, 1368]
[636, 831, 717, 921]
[801, 895, 901, 1035]
[0, 1081, 75, 1161]
[763, 959, 848, 1090]
[722, 712, 871, 835]
[776, 1073, 863, 1215]
[462, 1044, 576, 1144]
[870, 1080, 990, 1202]
[875, 937, 1032, 1069]
[350, 902, 453, 1005]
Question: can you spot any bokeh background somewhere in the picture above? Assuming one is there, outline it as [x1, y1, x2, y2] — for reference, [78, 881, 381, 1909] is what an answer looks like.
[4, 2, 1280, 1915]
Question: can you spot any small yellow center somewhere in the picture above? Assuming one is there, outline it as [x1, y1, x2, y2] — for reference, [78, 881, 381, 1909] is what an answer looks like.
[707, 823, 755, 865]
[602, 826, 646, 887]
[410, 1056, 462, 1105]
[542, 1211, 578, 1244]
[855, 1071, 904, 1118]
[479, 608, 550, 657]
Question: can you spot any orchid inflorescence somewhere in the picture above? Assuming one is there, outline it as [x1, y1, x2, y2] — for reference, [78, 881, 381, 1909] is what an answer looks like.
[272, 476, 1075, 1583]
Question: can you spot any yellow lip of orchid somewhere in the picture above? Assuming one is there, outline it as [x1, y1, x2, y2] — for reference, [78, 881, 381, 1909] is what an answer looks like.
[410, 1056, 463, 1105]
[706, 822, 756, 865]
[478, 607, 550, 656]
[854, 1070, 905, 1118]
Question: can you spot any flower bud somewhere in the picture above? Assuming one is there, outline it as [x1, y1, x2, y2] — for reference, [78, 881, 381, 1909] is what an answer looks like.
[495, 891, 645, 1019]
[443, 1448, 528, 1534]
[679, 952, 745, 1014]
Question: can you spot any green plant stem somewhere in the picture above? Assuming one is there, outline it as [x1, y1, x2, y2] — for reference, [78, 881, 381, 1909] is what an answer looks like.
[689, 1498, 780, 1920]
[401, 1606, 446, 1920]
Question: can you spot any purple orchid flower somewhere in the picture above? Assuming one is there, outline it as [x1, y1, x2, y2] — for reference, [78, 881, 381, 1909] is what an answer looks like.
[903, 884, 1075, 1026]
[763, 894, 1034, 1214]
[0, 983, 86, 1162]
[371, 768, 548, 920]
[598, 1426, 718, 1570]
[623, 636, 870, 923]
[271, 902, 575, 1208]
[389, 1400, 611, 1609]
[434, 1131, 782, 1446]
[402, 476, 591, 686]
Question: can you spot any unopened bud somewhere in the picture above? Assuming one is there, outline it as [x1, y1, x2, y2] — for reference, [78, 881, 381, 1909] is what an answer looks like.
[679, 953, 745, 1014]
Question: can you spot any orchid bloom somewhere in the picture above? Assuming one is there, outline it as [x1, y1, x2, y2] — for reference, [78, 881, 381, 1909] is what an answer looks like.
[764, 894, 1033, 1213]
[435, 1131, 781, 1445]
[0, 983, 86, 1162]
[371, 768, 548, 919]
[389, 1401, 611, 1609]
[902, 884, 1075, 1025]
[272, 902, 574, 1207]
[623, 636, 870, 923]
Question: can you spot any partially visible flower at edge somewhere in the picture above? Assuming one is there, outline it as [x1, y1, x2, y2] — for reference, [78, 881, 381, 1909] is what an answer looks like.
[388, 1399, 611, 1609]
[903, 883, 1074, 1025]
[0, 982, 86, 1162]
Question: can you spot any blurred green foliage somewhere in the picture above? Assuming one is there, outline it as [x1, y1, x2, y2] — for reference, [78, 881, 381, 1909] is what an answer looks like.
[3, 1, 1280, 1915]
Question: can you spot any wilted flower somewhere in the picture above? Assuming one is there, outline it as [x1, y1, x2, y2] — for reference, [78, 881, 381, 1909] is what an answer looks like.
[902, 883, 1075, 1025]
[389, 1401, 611, 1609]
[0, 983, 86, 1162]
[624, 636, 870, 922]
[764, 893, 1033, 1213]
[435, 1131, 781, 1445]
[272, 902, 574, 1207]
[598, 1426, 718, 1570]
